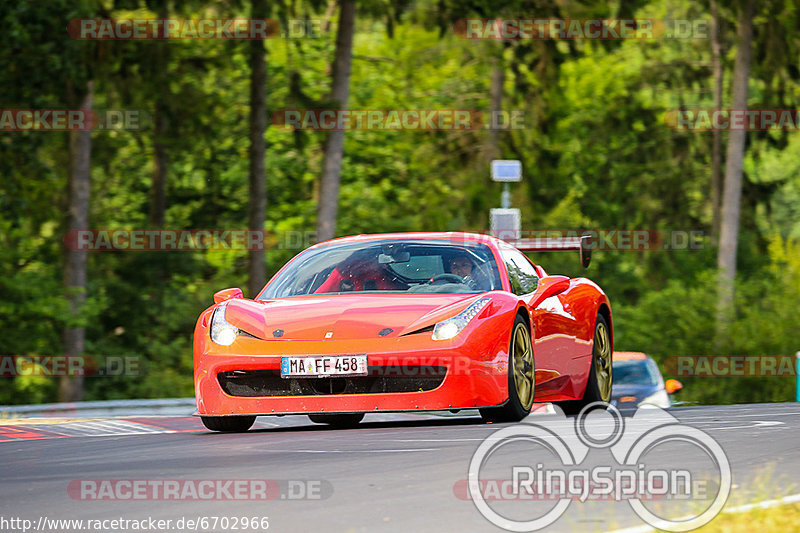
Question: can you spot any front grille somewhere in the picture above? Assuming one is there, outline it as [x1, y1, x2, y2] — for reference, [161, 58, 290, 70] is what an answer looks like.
[217, 366, 447, 397]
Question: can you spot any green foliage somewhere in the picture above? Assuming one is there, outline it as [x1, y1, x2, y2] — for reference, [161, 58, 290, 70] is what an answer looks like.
[614, 235, 800, 405]
[0, 0, 798, 405]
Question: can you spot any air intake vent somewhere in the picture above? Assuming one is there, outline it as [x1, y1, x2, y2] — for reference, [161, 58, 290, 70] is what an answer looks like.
[217, 367, 446, 397]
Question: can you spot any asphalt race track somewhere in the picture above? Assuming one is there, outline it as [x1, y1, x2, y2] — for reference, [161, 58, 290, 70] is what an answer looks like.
[1, 403, 799, 532]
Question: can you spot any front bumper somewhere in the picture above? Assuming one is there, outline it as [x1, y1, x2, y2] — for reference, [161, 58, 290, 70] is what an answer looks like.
[194, 332, 509, 416]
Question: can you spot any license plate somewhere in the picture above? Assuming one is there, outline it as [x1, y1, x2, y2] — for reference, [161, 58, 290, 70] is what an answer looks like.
[280, 355, 368, 378]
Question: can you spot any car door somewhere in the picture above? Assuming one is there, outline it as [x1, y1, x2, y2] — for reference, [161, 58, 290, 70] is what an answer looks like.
[500, 248, 579, 398]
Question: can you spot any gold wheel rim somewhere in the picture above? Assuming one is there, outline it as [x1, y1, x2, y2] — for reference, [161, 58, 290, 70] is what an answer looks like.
[594, 322, 612, 401]
[512, 323, 534, 410]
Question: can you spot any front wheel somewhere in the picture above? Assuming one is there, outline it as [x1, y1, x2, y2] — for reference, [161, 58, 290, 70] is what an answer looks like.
[556, 313, 612, 415]
[200, 415, 256, 432]
[480, 315, 535, 422]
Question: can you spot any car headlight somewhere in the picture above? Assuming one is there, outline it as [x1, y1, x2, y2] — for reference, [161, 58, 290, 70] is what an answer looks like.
[210, 305, 238, 346]
[432, 298, 490, 341]
[638, 390, 670, 409]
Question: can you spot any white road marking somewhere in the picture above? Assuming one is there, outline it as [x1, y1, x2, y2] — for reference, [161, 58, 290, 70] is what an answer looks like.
[260, 448, 440, 453]
[675, 410, 800, 420]
[27, 420, 172, 437]
[723, 492, 800, 512]
[697, 420, 785, 431]
[391, 438, 494, 442]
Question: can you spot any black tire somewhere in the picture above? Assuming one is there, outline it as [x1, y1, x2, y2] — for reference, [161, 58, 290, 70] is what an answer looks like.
[308, 413, 365, 427]
[556, 313, 612, 415]
[480, 315, 535, 423]
[200, 415, 256, 432]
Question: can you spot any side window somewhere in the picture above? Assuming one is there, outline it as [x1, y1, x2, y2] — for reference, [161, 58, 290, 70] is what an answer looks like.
[501, 249, 540, 295]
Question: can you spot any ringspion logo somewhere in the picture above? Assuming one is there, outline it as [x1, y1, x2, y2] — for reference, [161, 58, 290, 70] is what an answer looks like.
[462, 404, 730, 531]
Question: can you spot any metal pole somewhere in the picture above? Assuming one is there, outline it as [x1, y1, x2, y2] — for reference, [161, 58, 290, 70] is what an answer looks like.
[501, 183, 510, 209]
[796, 351, 800, 402]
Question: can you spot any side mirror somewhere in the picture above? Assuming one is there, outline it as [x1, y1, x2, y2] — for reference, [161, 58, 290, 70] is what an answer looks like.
[530, 275, 570, 308]
[214, 287, 244, 304]
[665, 379, 683, 394]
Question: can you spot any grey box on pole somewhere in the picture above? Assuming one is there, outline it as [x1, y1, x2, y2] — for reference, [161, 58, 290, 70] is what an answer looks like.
[490, 208, 521, 241]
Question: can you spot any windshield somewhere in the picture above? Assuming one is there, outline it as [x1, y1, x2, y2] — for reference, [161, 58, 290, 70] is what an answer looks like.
[612, 359, 662, 386]
[260, 239, 503, 298]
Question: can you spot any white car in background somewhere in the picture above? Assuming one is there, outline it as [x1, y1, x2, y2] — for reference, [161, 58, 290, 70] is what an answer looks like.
[611, 352, 683, 409]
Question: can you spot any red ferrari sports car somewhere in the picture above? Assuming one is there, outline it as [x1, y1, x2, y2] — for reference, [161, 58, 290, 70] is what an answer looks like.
[193, 232, 612, 431]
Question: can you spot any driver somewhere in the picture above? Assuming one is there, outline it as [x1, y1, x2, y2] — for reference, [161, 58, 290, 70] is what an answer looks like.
[449, 255, 474, 279]
[448, 254, 479, 289]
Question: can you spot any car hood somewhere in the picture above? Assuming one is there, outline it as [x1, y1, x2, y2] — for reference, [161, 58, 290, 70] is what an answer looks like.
[222, 294, 480, 341]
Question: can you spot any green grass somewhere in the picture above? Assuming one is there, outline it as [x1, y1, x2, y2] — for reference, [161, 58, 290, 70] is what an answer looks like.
[696, 501, 800, 532]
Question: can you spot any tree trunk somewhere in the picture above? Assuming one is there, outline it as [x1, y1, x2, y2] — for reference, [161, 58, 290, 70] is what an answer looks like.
[716, 1, 754, 341]
[316, 0, 356, 242]
[487, 49, 505, 161]
[322, 0, 338, 33]
[248, 0, 268, 299]
[710, 0, 724, 239]
[60, 81, 93, 403]
[150, 106, 168, 227]
[149, 1, 170, 227]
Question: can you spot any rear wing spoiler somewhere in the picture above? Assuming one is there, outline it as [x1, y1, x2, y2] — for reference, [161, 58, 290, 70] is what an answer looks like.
[509, 235, 592, 268]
